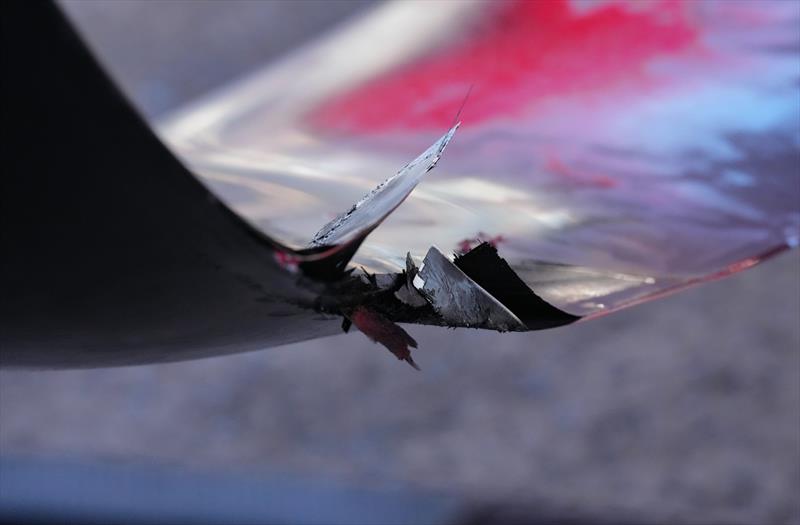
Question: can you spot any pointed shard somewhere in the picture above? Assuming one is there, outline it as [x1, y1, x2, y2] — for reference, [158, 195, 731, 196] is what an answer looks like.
[405, 252, 418, 283]
[350, 306, 420, 370]
[413, 246, 527, 332]
[310, 124, 459, 248]
[394, 252, 429, 307]
[454, 242, 581, 330]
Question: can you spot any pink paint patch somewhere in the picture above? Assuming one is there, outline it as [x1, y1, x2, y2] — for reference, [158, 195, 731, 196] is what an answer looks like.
[311, 0, 697, 133]
[274, 250, 300, 273]
[456, 233, 506, 255]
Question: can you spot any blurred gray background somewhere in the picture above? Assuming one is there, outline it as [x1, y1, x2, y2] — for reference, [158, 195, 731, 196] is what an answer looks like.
[1, 2, 798, 524]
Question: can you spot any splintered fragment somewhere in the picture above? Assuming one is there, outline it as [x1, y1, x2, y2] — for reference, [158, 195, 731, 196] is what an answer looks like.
[310, 124, 459, 248]
[394, 252, 429, 307]
[454, 242, 581, 329]
[414, 247, 527, 332]
[350, 306, 420, 370]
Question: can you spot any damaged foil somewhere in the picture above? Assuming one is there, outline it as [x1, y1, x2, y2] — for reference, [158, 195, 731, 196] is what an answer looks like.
[153, 0, 798, 367]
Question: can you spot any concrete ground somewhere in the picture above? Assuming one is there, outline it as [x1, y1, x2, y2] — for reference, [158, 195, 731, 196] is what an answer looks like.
[2, 2, 798, 524]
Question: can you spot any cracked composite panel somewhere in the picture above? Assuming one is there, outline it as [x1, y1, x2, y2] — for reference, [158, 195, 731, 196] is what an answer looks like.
[297, 123, 579, 368]
[2, 0, 799, 369]
[156, 0, 798, 368]
[163, 2, 798, 298]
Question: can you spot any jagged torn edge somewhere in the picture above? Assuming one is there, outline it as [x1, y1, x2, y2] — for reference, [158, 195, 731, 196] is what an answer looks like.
[272, 124, 459, 280]
[413, 246, 528, 332]
[310, 124, 458, 248]
[306, 122, 461, 276]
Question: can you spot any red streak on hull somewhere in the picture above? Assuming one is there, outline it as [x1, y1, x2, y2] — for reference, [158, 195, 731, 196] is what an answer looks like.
[312, 0, 697, 133]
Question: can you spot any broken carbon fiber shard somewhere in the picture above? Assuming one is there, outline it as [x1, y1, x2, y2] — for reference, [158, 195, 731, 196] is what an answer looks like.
[317, 239, 584, 368]
[298, 124, 457, 281]
[393, 253, 429, 308]
[311, 125, 458, 248]
[454, 243, 580, 330]
[412, 247, 528, 332]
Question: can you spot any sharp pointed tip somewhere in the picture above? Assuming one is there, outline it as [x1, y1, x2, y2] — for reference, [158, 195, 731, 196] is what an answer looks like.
[406, 357, 421, 371]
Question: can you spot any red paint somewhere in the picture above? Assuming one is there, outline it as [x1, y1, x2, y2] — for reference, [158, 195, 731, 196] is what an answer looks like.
[311, 0, 697, 133]
[350, 306, 420, 370]
[456, 233, 506, 255]
[274, 250, 299, 273]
